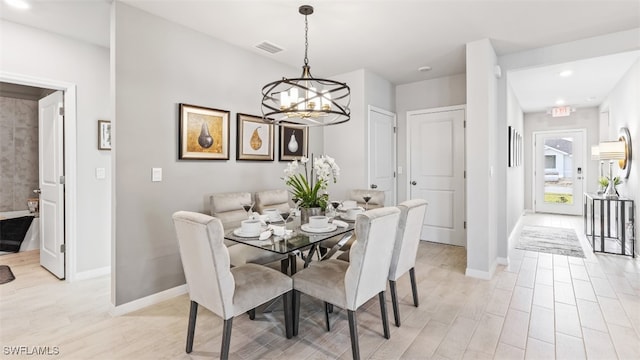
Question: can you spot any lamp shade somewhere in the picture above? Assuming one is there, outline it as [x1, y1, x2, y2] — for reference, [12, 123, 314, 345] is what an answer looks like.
[591, 145, 600, 160]
[599, 141, 625, 160]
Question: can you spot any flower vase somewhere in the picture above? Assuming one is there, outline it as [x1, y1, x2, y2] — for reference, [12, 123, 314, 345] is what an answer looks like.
[300, 207, 322, 224]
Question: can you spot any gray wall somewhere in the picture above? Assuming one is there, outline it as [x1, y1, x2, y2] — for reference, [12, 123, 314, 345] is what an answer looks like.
[395, 74, 466, 202]
[113, 3, 311, 305]
[0, 96, 38, 212]
[1, 20, 111, 275]
[505, 84, 524, 239]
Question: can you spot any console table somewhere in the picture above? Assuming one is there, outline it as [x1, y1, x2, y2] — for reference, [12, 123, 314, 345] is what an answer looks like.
[584, 193, 635, 257]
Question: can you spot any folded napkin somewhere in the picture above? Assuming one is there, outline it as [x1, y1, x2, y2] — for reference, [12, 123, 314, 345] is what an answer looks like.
[332, 219, 349, 228]
[259, 229, 272, 240]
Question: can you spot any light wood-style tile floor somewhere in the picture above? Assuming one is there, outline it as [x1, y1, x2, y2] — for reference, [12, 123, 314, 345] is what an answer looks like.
[1, 213, 639, 359]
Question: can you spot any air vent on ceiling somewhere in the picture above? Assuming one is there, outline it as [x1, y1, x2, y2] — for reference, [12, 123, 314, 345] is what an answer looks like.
[255, 41, 284, 54]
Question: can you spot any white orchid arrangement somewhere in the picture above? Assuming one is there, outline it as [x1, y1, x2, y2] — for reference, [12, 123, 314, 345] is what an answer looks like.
[283, 155, 340, 209]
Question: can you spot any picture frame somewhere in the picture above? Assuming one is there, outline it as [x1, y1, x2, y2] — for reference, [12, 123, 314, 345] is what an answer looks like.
[279, 124, 308, 161]
[98, 120, 112, 150]
[236, 113, 274, 161]
[178, 103, 230, 160]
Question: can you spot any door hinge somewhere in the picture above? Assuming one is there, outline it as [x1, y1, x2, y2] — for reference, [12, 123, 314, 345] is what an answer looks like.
[393, 171, 396, 178]
[463, 121, 466, 128]
[464, 171, 466, 179]
[60, 244, 65, 253]
[464, 221, 467, 229]
[59, 175, 65, 185]
[393, 126, 397, 133]
[59, 107, 65, 116]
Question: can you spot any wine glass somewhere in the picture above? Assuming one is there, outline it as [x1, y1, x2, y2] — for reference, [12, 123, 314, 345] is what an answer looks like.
[242, 201, 255, 219]
[362, 194, 372, 210]
[330, 200, 341, 217]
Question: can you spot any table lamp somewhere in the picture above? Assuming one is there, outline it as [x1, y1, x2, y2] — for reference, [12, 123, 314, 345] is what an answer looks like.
[598, 141, 626, 199]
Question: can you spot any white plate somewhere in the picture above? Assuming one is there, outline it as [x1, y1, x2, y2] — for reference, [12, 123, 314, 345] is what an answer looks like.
[301, 223, 338, 233]
[233, 228, 261, 237]
[338, 214, 357, 221]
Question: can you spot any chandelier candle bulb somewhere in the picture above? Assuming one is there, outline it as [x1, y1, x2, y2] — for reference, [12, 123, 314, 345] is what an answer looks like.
[321, 90, 331, 111]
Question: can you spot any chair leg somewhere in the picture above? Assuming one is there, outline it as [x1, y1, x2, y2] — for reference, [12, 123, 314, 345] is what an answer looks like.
[248, 308, 256, 320]
[347, 310, 360, 360]
[409, 267, 419, 307]
[389, 280, 401, 327]
[293, 290, 301, 336]
[280, 257, 289, 274]
[328, 303, 334, 313]
[283, 291, 293, 339]
[378, 291, 390, 339]
[186, 301, 198, 353]
[324, 302, 331, 331]
[220, 318, 233, 360]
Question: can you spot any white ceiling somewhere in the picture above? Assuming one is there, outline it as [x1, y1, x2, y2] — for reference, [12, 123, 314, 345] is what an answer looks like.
[1, 0, 639, 112]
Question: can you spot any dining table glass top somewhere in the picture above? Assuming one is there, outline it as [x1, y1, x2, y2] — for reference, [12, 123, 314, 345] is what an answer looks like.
[223, 216, 354, 255]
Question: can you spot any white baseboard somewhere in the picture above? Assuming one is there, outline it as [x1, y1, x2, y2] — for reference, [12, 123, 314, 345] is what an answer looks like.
[497, 257, 509, 265]
[465, 259, 497, 280]
[110, 284, 187, 316]
[74, 266, 110, 281]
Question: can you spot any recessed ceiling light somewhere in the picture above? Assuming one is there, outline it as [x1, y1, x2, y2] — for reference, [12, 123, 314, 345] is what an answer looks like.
[559, 70, 573, 77]
[4, 0, 30, 9]
[418, 66, 432, 72]
[555, 99, 566, 105]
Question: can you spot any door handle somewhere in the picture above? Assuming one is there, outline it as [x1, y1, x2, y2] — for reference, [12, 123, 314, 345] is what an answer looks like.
[370, 184, 378, 189]
[411, 181, 417, 186]
[33, 189, 41, 194]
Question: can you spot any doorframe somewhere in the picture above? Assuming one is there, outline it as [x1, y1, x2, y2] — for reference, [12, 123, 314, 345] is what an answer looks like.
[1, 71, 78, 282]
[531, 128, 587, 214]
[366, 105, 397, 205]
[406, 104, 467, 200]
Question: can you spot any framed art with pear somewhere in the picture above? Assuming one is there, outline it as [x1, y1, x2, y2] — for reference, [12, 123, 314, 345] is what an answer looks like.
[236, 113, 274, 161]
[178, 103, 229, 160]
[279, 124, 308, 161]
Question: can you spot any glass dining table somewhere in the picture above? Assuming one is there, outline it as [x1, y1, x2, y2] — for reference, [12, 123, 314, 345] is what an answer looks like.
[224, 215, 354, 275]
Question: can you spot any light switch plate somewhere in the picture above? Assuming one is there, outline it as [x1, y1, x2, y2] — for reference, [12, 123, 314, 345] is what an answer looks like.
[152, 168, 162, 182]
[95, 167, 106, 180]
[397, 166, 403, 175]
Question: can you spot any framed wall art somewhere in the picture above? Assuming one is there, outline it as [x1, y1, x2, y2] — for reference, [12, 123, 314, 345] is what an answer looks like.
[279, 124, 308, 161]
[178, 103, 230, 160]
[98, 120, 112, 150]
[236, 113, 274, 161]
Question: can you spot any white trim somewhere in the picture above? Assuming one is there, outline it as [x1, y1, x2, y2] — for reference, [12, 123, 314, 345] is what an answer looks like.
[465, 260, 497, 280]
[110, 284, 188, 316]
[367, 105, 397, 206]
[75, 266, 111, 281]
[0, 71, 78, 282]
[496, 257, 509, 265]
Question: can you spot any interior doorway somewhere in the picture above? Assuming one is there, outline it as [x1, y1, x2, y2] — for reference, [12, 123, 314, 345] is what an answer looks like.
[0, 73, 78, 281]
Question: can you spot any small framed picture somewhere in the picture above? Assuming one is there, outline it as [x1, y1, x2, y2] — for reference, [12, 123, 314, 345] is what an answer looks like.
[279, 124, 308, 161]
[179, 103, 230, 160]
[98, 120, 111, 150]
[236, 113, 274, 161]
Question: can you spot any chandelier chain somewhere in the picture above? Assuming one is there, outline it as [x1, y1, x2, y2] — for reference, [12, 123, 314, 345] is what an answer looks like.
[304, 13, 309, 66]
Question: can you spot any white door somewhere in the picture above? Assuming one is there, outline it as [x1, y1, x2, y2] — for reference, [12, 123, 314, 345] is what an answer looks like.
[39, 91, 65, 279]
[367, 106, 396, 206]
[534, 130, 585, 215]
[407, 106, 466, 246]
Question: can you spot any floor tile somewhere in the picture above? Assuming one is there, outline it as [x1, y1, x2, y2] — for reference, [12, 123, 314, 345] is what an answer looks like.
[524, 337, 554, 359]
[494, 343, 525, 360]
[554, 302, 582, 338]
[576, 299, 608, 332]
[499, 308, 529, 349]
[572, 279, 597, 302]
[582, 327, 618, 360]
[556, 333, 586, 360]
[528, 305, 554, 344]
[532, 284, 554, 310]
[554, 281, 576, 305]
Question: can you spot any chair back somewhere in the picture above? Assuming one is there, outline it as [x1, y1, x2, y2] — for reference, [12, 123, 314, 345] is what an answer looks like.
[172, 211, 235, 319]
[210, 192, 251, 243]
[389, 199, 428, 281]
[345, 207, 400, 310]
[348, 189, 385, 208]
[254, 189, 291, 214]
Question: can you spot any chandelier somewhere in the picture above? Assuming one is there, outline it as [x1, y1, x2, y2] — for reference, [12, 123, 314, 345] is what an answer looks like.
[261, 5, 350, 127]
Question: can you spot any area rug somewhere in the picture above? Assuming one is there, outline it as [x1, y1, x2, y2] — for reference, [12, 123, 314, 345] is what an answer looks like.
[516, 225, 585, 258]
[0, 265, 15, 284]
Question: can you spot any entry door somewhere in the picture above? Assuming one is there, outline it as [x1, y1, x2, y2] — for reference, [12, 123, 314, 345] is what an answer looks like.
[407, 107, 465, 246]
[534, 130, 584, 215]
[367, 106, 396, 206]
[39, 91, 65, 279]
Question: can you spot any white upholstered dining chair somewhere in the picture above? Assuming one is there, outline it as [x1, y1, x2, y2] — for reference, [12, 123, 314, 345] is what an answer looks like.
[254, 189, 291, 214]
[388, 199, 428, 327]
[292, 207, 400, 360]
[210, 191, 285, 268]
[172, 211, 293, 360]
